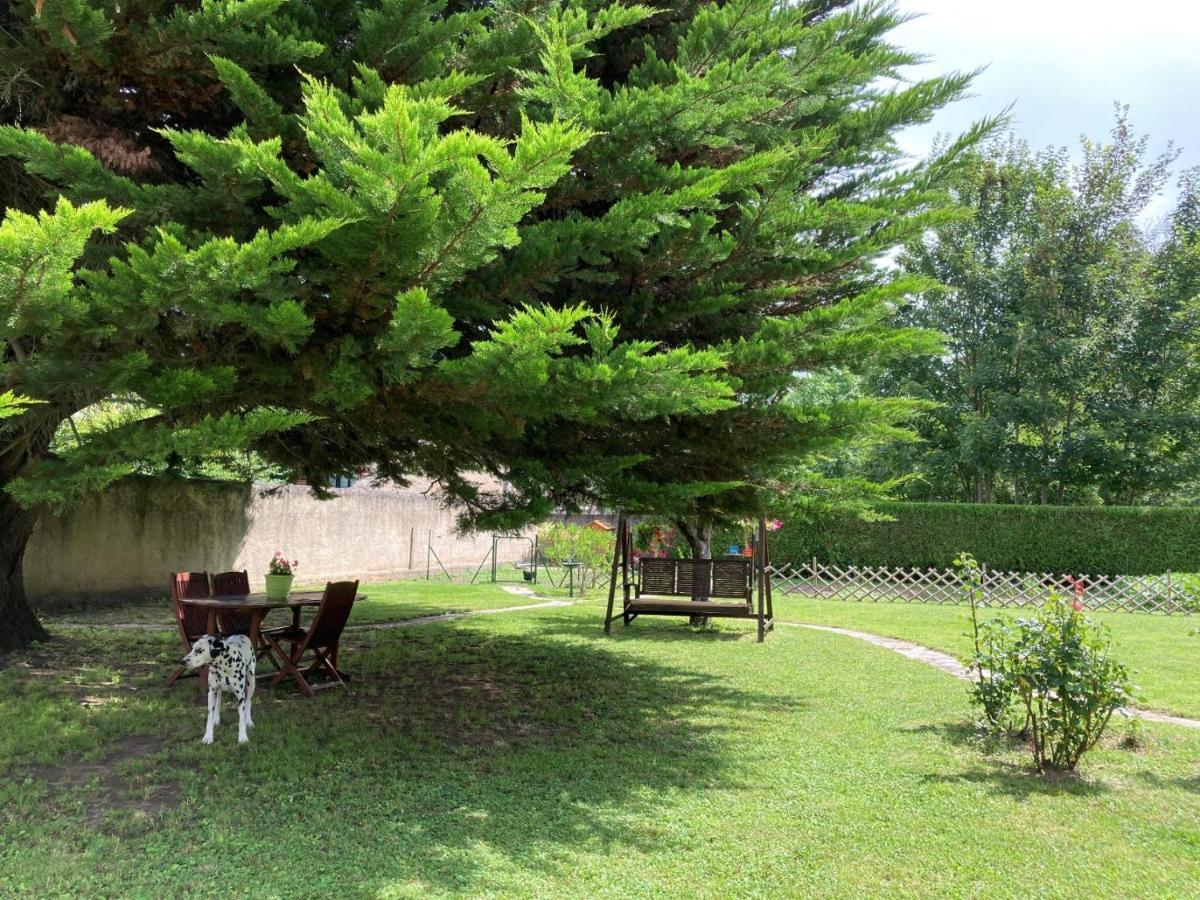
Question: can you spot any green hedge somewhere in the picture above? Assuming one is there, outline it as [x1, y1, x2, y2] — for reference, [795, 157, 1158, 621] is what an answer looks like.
[770, 502, 1200, 576]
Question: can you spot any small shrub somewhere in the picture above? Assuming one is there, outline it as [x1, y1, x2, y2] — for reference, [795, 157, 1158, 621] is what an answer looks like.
[1007, 594, 1133, 772]
[537, 524, 614, 596]
[957, 552, 1134, 773]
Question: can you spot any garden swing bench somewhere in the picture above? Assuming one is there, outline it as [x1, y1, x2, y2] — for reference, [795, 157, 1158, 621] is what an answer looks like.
[603, 512, 775, 641]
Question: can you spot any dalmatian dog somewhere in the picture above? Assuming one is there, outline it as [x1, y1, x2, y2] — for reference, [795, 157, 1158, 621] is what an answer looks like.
[182, 635, 256, 745]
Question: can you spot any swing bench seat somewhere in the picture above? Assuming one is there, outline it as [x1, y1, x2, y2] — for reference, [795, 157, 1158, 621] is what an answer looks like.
[623, 597, 754, 616]
[627, 557, 753, 615]
[604, 514, 776, 641]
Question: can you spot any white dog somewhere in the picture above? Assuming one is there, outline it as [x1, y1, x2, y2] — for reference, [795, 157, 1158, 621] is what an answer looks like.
[182, 634, 256, 745]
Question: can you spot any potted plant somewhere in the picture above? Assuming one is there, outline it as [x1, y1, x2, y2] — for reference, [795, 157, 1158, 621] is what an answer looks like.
[265, 551, 298, 600]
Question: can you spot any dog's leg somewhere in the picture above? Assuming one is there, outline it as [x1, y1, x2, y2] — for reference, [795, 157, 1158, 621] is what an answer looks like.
[245, 673, 256, 729]
[236, 689, 249, 744]
[202, 687, 218, 744]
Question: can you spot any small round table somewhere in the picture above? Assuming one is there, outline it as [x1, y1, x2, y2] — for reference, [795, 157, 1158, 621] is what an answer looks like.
[561, 560, 583, 597]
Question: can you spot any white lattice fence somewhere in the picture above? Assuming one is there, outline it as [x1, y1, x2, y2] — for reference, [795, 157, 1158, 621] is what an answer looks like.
[768, 561, 1198, 614]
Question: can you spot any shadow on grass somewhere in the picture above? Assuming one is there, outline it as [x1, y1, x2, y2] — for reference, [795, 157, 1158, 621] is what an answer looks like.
[1134, 771, 1200, 792]
[5, 614, 804, 895]
[538, 611, 762, 643]
[906, 722, 1110, 798]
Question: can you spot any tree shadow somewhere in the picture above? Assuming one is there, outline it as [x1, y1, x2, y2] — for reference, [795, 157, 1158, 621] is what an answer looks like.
[535, 611, 763, 643]
[6, 615, 807, 895]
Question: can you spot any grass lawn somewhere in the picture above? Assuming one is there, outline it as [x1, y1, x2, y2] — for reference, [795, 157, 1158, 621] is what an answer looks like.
[3, 585, 1199, 897]
[774, 594, 1200, 720]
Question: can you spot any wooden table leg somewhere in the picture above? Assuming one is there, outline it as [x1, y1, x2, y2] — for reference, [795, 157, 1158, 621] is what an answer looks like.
[250, 609, 263, 650]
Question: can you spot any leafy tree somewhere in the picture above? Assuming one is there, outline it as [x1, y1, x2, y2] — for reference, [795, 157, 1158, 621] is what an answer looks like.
[444, 0, 988, 554]
[0, 0, 729, 650]
[880, 115, 1199, 505]
[1, 0, 982, 649]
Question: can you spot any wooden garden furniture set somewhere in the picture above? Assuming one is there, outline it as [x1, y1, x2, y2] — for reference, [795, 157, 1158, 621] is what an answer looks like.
[167, 571, 360, 697]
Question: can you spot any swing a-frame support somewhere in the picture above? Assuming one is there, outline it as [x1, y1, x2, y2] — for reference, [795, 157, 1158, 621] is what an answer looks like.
[603, 512, 775, 642]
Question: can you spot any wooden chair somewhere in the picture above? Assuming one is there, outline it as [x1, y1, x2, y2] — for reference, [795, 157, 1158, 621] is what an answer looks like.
[264, 581, 358, 697]
[211, 570, 252, 636]
[166, 571, 210, 687]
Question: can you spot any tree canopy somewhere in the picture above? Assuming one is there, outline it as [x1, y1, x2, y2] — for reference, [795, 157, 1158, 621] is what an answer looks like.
[0, 0, 981, 648]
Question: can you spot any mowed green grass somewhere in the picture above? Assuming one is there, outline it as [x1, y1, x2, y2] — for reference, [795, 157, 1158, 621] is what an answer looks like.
[774, 594, 1200, 720]
[1, 586, 1198, 898]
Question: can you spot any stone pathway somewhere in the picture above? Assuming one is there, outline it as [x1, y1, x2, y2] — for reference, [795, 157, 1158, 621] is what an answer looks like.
[781, 621, 1200, 731]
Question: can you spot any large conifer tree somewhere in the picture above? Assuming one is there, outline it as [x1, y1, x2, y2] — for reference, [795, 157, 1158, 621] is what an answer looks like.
[1, 0, 980, 649]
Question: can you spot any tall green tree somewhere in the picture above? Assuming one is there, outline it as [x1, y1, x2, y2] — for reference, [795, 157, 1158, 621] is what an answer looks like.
[1, 0, 981, 649]
[444, 0, 988, 553]
[0, 0, 732, 650]
[881, 115, 1199, 505]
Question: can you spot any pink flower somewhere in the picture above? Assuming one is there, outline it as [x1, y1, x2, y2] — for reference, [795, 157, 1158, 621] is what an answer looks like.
[1070, 599, 1085, 612]
[292, 559, 299, 567]
[274, 550, 282, 557]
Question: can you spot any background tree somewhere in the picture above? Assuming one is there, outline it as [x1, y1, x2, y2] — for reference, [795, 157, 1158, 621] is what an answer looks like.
[875, 115, 1200, 505]
[444, 0, 990, 554]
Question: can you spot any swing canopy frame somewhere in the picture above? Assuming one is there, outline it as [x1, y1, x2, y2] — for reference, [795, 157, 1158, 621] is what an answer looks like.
[603, 512, 775, 641]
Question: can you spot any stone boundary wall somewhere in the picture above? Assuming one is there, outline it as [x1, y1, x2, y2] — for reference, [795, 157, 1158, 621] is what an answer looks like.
[26, 478, 532, 609]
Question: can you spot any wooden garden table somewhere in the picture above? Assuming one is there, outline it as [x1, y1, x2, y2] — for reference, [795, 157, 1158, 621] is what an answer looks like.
[179, 591, 326, 652]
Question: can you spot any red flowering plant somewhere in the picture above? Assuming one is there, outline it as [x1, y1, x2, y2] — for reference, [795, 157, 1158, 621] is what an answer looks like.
[957, 553, 1133, 771]
[267, 550, 298, 577]
[1071, 579, 1086, 612]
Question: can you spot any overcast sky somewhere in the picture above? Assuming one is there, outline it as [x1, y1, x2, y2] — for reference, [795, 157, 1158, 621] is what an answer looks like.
[892, 1, 1200, 217]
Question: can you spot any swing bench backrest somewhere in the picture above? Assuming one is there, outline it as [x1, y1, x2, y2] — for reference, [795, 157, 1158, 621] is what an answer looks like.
[637, 557, 752, 603]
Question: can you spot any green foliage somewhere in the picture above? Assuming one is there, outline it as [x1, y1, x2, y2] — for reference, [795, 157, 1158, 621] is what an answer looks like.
[958, 553, 1133, 772]
[772, 501, 1200, 576]
[874, 116, 1200, 506]
[998, 594, 1133, 772]
[0, 0, 984, 643]
[957, 553, 1021, 733]
[0, 390, 39, 419]
[535, 523, 614, 594]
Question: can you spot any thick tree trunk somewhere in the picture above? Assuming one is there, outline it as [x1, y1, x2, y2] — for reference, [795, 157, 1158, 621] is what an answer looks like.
[0, 492, 48, 653]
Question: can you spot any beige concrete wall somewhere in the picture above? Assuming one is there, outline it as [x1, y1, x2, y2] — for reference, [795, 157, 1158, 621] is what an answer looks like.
[25, 478, 533, 606]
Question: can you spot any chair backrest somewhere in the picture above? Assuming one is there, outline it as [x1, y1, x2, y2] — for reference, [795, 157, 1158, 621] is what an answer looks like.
[169, 571, 211, 640]
[305, 580, 359, 649]
[211, 570, 250, 596]
[711, 559, 753, 600]
[639, 558, 677, 595]
[210, 570, 252, 635]
[637, 558, 752, 601]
